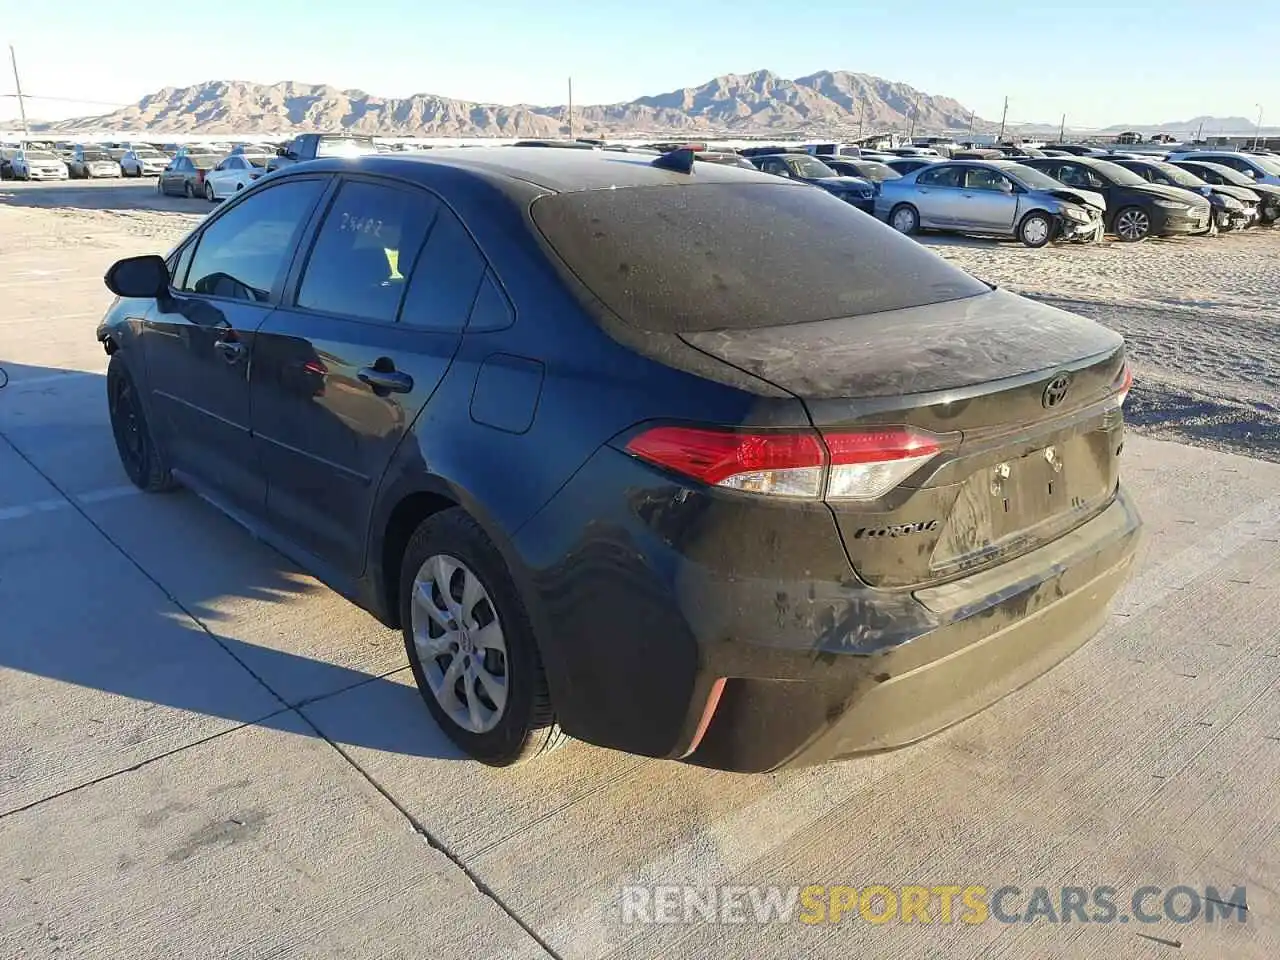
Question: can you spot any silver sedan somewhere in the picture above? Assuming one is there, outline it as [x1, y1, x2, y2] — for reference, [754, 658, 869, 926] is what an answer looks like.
[874, 160, 1106, 247]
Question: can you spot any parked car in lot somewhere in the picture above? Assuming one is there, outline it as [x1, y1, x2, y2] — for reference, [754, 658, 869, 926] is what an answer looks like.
[693, 151, 757, 170]
[823, 158, 902, 186]
[10, 149, 69, 181]
[67, 145, 122, 179]
[202, 154, 268, 200]
[1166, 150, 1280, 186]
[1172, 161, 1280, 225]
[1112, 158, 1259, 231]
[1019, 156, 1212, 241]
[876, 160, 1106, 246]
[267, 133, 381, 172]
[95, 147, 1140, 772]
[748, 152, 876, 211]
[121, 148, 172, 177]
[884, 157, 938, 176]
[157, 154, 219, 197]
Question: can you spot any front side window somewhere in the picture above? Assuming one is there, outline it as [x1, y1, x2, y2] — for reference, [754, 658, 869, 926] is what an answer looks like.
[297, 180, 438, 323]
[182, 179, 326, 303]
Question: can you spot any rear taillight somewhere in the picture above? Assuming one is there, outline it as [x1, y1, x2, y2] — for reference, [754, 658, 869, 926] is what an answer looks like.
[624, 425, 940, 500]
[1107, 363, 1133, 410]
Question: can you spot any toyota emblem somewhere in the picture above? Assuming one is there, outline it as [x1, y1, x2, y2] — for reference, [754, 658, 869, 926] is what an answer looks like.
[1042, 373, 1071, 409]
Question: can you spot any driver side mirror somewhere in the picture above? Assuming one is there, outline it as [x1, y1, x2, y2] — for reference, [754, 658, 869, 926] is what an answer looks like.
[104, 255, 170, 300]
[276, 146, 288, 157]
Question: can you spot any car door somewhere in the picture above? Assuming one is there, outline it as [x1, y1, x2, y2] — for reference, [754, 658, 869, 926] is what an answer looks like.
[251, 177, 488, 577]
[958, 166, 1019, 230]
[912, 165, 964, 226]
[142, 176, 329, 516]
[758, 157, 791, 179]
[163, 157, 187, 194]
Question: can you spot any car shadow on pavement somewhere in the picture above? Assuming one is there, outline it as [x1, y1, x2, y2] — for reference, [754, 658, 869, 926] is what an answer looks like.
[0, 361, 466, 761]
[0, 180, 210, 215]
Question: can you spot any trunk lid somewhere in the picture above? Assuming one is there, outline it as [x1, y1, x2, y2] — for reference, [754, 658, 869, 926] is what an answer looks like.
[681, 289, 1127, 588]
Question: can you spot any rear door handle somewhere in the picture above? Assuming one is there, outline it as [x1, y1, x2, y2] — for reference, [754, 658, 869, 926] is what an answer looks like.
[358, 367, 414, 394]
[214, 339, 245, 362]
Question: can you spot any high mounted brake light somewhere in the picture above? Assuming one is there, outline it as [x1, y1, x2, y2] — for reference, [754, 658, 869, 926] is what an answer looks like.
[624, 425, 942, 500]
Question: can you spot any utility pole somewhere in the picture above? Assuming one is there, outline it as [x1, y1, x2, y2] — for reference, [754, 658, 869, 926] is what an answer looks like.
[856, 97, 866, 138]
[9, 45, 30, 140]
[566, 77, 574, 140]
[996, 96, 1009, 143]
[1255, 104, 1265, 150]
[967, 109, 976, 138]
[907, 92, 921, 141]
[1196, 119, 1205, 142]
[1058, 114, 1066, 143]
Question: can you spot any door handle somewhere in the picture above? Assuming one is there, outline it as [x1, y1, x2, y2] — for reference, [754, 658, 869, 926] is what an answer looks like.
[358, 366, 414, 394]
[214, 339, 245, 362]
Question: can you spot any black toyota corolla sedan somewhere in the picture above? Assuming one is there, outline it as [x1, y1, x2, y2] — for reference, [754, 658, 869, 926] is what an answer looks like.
[97, 147, 1141, 772]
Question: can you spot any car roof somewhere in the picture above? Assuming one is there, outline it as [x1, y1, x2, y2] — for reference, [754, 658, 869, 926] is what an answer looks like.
[277, 146, 773, 194]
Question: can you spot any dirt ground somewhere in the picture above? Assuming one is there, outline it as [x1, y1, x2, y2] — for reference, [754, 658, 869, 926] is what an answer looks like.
[926, 230, 1280, 463]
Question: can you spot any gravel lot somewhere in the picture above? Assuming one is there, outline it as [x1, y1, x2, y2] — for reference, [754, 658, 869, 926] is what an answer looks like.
[2, 180, 1278, 959]
[928, 230, 1280, 462]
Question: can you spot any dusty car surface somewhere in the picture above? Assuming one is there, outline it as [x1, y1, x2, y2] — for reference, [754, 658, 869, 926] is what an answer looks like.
[97, 147, 1140, 772]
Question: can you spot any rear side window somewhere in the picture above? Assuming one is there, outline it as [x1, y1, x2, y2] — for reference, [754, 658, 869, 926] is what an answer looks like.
[183, 179, 325, 302]
[397, 207, 487, 331]
[531, 183, 987, 333]
[918, 167, 961, 187]
[297, 180, 438, 323]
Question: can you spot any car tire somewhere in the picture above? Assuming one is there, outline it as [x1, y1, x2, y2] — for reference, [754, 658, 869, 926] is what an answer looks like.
[1017, 211, 1054, 248]
[1113, 206, 1151, 242]
[184, 181, 195, 199]
[889, 203, 920, 235]
[1261, 204, 1280, 225]
[399, 507, 567, 767]
[205, 181, 216, 202]
[107, 356, 177, 494]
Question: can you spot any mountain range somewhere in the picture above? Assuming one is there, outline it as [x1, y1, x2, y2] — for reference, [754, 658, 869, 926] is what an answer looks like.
[33, 70, 989, 138]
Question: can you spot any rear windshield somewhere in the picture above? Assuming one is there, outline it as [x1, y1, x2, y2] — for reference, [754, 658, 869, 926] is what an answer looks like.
[531, 182, 988, 333]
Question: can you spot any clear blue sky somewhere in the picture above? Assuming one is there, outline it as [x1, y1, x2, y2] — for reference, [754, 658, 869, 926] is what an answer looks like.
[2, 0, 1273, 129]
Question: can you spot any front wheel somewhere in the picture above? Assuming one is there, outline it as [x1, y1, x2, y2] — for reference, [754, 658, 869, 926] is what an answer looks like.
[889, 204, 920, 235]
[400, 508, 567, 767]
[1113, 206, 1151, 242]
[1018, 211, 1054, 248]
[107, 357, 177, 493]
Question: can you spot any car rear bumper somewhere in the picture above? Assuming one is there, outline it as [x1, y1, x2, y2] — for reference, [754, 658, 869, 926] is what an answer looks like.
[514, 445, 1141, 772]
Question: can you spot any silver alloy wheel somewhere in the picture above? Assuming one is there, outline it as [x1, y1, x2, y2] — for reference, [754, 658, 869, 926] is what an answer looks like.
[410, 553, 509, 734]
[1116, 208, 1150, 241]
[1022, 216, 1050, 245]
[891, 206, 917, 233]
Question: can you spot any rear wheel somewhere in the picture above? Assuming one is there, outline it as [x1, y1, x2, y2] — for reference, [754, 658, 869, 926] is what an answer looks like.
[399, 508, 566, 766]
[205, 181, 216, 202]
[184, 181, 195, 199]
[1114, 206, 1151, 242]
[107, 357, 176, 493]
[1017, 211, 1053, 248]
[889, 203, 920, 235]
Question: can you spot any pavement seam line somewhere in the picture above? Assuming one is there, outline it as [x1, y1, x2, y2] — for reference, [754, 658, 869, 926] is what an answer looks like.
[0, 430, 562, 959]
[297, 725, 566, 960]
[0, 707, 296, 822]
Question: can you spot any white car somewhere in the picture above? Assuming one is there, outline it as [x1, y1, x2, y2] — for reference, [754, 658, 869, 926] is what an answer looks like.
[202, 153, 268, 201]
[1165, 150, 1280, 186]
[11, 149, 69, 181]
[121, 149, 171, 178]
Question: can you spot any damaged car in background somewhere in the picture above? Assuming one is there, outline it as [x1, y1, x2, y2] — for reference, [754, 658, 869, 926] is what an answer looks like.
[875, 160, 1105, 247]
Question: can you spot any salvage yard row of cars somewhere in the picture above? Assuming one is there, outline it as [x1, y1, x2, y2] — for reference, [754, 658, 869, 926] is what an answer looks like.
[726, 143, 1280, 246]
